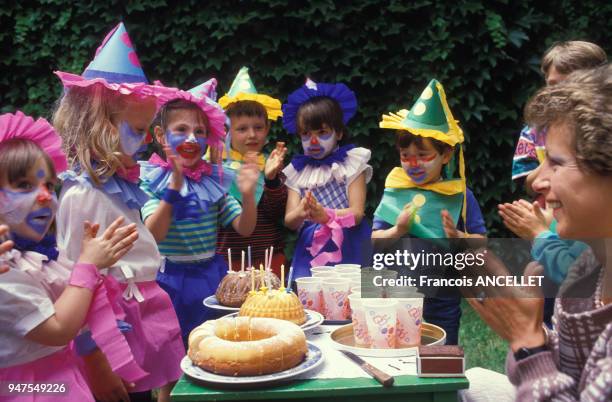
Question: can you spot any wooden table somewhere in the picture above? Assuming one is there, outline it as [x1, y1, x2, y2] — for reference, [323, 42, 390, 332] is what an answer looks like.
[171, 374, 469, 401]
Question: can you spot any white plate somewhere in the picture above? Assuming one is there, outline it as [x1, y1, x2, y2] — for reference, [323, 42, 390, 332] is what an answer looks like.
[222, 309, 324, 332]
[203, 295, 240, 312]
[181, 342, 323, 388]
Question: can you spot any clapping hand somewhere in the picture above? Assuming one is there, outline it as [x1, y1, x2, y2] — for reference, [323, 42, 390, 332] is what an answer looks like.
[78, 217, 139, 269]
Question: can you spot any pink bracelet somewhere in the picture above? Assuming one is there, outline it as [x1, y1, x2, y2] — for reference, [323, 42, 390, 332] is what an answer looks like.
[69, 262, 102, 290]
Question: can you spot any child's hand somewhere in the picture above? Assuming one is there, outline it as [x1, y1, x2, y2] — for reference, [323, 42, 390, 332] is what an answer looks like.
[498, 200, 549, 240]
[441, 209, 465, 238]
[237, 159, 260, 198]
[83, 349, 134, 402]
[306, 192, 329, 224]
[264, 145, 287, 180]
[78, 217, 139, 269]
[164, 144, 184, 191]
[0, 224, 14, 274]
[396, 203, 416, 235]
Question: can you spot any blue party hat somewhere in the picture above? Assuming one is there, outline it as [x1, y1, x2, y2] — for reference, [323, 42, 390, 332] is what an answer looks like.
[82, 22, 148, 84]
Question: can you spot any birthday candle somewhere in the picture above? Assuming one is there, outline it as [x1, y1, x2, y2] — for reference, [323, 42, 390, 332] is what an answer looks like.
[241, 250, 245, 273]
[286, 266, 295, 293]
[264, 248, 268, 272]
[248, 245, 252, 269]
[259, 263, 267, 292]
[268, 246, 274, 270]
[251, 268, 255, 293]
[227, 248, 232, 273]
[280, 264, 285, 290]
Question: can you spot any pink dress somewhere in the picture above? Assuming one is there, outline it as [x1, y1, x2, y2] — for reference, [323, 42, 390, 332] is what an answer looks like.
[0, 250, 94, 401]
[57, 174, 185, 392]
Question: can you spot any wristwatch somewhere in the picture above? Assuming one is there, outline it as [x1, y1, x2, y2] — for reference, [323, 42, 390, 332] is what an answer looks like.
[514, 344, 548, 361]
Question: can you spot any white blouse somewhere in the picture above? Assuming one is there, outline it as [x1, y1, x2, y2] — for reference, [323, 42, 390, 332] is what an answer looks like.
[0, 251, 70, 367]
[56, 181, 161, 285]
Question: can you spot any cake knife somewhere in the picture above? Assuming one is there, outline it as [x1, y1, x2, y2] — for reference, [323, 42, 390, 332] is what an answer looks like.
[339, 350, 394, 387]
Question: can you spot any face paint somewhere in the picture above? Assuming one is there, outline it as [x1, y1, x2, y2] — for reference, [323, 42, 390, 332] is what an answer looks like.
[119, 121, 145, 156]
[166, 131, 208, 160]
[0, 189, 39, 225]
[25, 201, 57, 235]
[36, 169, 45, 179]
[301, 131, 337, 159]
[401, 153, 442, 184]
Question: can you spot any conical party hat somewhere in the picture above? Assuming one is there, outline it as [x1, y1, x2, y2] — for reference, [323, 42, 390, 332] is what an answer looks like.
[55, 22, 178, 107]
[218, 67, 282, 121]
[82, 22, 147, 84]
[379, 79, 463, 146]
[189, 78, 218, 102]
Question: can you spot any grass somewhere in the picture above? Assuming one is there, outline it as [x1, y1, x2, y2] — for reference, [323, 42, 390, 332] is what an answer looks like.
[459, 299, 508, 373]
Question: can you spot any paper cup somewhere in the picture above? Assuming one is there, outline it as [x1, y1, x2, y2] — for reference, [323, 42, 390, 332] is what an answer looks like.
[338, 272, 362, 281]
[310, 265, 335, 275]
[362, 299, 398, 348]
[336, 267, 361, 274]
[348, 292, 370, 347]
[312, 271, 338, 279]
[394, 296, 424, 347]
[320, 278, 351, 320]
[296, 277, 323, 313]
[334, 264, 361, 270]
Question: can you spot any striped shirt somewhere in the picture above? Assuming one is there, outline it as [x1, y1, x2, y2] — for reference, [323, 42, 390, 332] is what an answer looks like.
[141, 186, 242, 260]
[216, 176, 287, 267]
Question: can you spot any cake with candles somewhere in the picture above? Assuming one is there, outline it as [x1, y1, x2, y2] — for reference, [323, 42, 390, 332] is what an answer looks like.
[238, 265, 307, 325]
[216, 247, 281, 307]
[216, 269, 280, 307]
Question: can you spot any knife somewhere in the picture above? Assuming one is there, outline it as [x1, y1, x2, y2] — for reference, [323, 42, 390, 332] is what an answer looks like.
[340, 350, 394, 387]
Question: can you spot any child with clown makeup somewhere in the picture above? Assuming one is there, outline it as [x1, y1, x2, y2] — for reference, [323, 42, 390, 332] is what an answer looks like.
[0, 111, 139, 402]
[52, 23, 184, 402]
[372, 79, 486, 344]
[282, 79, 373, 277]
[139, 80, 259, 340]
[215, 67, 288, 275]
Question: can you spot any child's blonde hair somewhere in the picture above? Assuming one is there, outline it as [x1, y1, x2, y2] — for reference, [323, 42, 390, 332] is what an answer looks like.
[541, 41, 607, 78]
[53, 84, 148, 185]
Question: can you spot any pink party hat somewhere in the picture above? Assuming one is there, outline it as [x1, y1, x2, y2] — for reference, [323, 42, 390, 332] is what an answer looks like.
[0, 111, 68, 173]
[55, 22, 178, 107]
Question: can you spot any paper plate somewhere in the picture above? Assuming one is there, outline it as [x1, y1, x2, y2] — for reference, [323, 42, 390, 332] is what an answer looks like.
[181, 342, 323, 389]
[329, 322, 446, 357]
[203, 295, 240, 312]
[223, 309, 324, 332]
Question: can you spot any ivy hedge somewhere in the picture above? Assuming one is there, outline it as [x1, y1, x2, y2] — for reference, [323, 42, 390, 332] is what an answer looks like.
[1, 0, 610, 235]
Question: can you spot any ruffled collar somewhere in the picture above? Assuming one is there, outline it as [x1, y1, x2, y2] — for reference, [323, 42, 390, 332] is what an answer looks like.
[12, 233, 59, 261]
[225, 148, 266, 171]
[290, 144, 356, 172]
[140, 160, 233, 213]
[60, 169, 149, 210]
[148, 153, 213, 181]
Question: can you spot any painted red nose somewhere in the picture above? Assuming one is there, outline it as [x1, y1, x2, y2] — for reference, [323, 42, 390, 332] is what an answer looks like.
[36, 185, 52, 203]
[310, 135, 319, 145]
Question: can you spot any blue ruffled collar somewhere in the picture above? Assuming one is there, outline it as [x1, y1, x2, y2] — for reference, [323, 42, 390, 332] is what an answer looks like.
[139, 162, 233, 215]
[290, 144, 356, 172]
[60, 169, 149, 210]
[12, 233, 59, 261]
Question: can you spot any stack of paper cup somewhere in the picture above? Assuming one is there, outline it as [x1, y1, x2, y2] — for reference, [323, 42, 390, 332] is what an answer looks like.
[295, 277, 323, 313]
[348, 290, 371, 347]
[386, 287, 424, 347]
[362, 298, 398, 348]
[320, 278, 351, 320]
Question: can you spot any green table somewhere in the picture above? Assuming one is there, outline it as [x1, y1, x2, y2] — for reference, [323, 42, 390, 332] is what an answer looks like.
[171, 374, 469, 401]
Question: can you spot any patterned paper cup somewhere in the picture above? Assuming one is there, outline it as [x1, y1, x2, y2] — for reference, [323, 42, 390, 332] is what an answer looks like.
[394, 296, 424, 347]
[348, 292, 370, 347]
[296, 277, 323, 313]
[362, 298, 398, 349]
[320, 278, 351, 320]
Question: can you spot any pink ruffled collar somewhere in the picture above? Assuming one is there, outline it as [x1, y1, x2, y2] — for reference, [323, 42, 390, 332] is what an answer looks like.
[148, 153, 212, 181]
